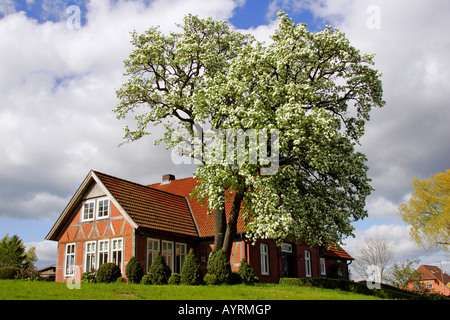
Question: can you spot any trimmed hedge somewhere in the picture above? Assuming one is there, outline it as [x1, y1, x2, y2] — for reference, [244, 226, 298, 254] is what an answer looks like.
[180, 249, 203, 285]
[148, 251, 171, 285]
[126, 257, 144, 284]
[96, 263, 122, 283]
[207, 249, 231, 284]
[238, 258, 258, 285]
[279, 277, 416, 300]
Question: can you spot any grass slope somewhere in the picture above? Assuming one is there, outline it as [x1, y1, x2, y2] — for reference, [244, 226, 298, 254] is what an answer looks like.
[0, 280, 382, 300]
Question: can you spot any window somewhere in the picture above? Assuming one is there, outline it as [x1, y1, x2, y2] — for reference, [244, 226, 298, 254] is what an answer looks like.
[426, 282, 433, 289]
[147, 238, 160, 270]
[82, 201, 95, 221]
[320, 258, 326, 276]
[111, 238, 123, 270]
[97, 198, 109, 219]
[85, 242, 96, 272]
[305, 250, 311, 277]
[175, 243, 187, 274]
[64, 243, 76, 277]
[260, 243, 269, 275]
[162, 241, 174, 271]
[98, 240, 109, 267]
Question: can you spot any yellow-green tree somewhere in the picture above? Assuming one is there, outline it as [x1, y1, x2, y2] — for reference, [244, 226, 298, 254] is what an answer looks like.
[398, 170, 450, 252]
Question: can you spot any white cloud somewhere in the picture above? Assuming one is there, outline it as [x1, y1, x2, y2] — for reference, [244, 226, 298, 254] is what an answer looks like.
[25, 240, 57, 269]
[0, 0, 241, 220]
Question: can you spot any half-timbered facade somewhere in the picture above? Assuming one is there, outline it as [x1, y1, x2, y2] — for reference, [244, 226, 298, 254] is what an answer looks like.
[46, 170, 353, 283]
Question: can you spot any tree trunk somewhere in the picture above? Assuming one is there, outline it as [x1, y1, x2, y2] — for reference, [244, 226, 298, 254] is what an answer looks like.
[212, 206, 226, 253]
[222, 189, 245, 261]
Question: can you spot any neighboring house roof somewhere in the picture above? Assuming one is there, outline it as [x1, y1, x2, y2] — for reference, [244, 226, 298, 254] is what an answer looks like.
[415, 265, 450, 285]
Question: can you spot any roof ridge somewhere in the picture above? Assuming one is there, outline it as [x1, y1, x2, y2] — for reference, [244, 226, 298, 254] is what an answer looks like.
[147, 176, 197, 186]
[93, 170, 187, 200]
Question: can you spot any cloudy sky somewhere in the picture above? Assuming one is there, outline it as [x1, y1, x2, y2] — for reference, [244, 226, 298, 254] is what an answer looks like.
[0, 0, 448, 277]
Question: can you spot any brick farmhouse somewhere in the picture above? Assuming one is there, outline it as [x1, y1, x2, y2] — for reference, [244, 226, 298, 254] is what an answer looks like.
[46, 170, 353, 283]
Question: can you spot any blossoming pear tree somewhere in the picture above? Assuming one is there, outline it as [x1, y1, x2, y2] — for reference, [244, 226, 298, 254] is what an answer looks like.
[115, 12, 385, 259]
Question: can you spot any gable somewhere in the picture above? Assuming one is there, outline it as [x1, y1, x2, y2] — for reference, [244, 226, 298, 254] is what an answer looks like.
[46, 171, 138, 241]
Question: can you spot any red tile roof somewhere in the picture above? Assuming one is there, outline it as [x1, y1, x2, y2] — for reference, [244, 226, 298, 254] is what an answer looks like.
[415, 265, 450, 285]
[148, 177, 246, 237]
[320, 243, 354, 260]
[95, 171, 198, 237]
[49, 170, 353, 261]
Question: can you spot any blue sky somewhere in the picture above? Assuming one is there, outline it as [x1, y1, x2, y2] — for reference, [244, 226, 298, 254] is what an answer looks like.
[0, 0, 448, 276]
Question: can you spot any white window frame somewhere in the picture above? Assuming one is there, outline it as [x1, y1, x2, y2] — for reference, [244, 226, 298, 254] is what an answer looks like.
[305, 250, 311, 277]
[320, 257, 326, 276]
[97, 197, 110, 219]
[147, 238, 160, 271]
[111, 238, 123, 271]
[97, 239, 109, 268]
[82, 200, 95, 222]
[162, 240, 174, 271]
[64, 243, 76, 277]
[175, 243, 187, 274]
[84, 241, 96, 272]
[260, 243, 269, 275]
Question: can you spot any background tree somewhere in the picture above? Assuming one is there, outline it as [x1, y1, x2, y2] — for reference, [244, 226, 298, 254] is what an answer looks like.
[388, 259, 423, 290]
[0, 234, 37, 271]
[115, 12, 384, 259]
[352, 236, 393, 283]
[398, 170, 449, 252]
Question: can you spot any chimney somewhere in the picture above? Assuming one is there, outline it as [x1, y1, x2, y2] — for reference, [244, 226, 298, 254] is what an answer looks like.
[161, 174, 175, 185]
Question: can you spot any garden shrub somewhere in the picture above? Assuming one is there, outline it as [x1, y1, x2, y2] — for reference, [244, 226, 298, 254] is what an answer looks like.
[116, 277, 127, 283]
[96, 263, 121, 283]
[0, 267, 19, 279]
[81, 270, 96, 283]
[168, 273, 181, 285]
[126, 256, 144, 284]
[238, 258, 258, 285]
[203, 273, 219, 285]
[207, 249, 231, 284]
[141, 274, 152, 285]
[148, 251, 171, 285]
[180, 249, 202, 285]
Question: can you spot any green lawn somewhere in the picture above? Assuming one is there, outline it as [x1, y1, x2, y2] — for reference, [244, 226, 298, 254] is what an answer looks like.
[0, 280, 382, 300]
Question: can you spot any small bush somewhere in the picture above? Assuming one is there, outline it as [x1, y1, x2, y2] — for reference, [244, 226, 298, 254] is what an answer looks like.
[141, 275, 152, 285]
[180, 249, 203, 285]
[0, 267, 19, 279]
[168, 273, 181, 285]
[81, 270, 96, 283]
[207, 249, 231, 284]
[203, 273, 219, 285]
[148, 251, 171, 285]
[96, 263, 121, 283]
[126, 256, 144, 284]
[116, 277, 127, 283]
[238, 258, 258, 285]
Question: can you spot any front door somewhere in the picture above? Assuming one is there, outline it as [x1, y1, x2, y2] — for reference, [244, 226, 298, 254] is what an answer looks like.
[281, 243, 294, 278]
